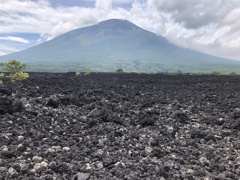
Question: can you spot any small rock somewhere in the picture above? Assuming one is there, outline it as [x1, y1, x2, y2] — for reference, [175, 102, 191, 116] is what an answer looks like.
[145, 146, 153, 154]
[41, 174, 54, 180]
[171, 154, 177, 159]
[40, 161, 48, 167]
[62, 147, 70, 151]
[175, 112, 189, 123]
[20, 163, 29, 173]
[33, 161, 48, 172]
[88, 108, 102, 117]
[18, 136, 24, 140]
[17, 144, 26, 152]
[97, 162, 103, 169]
[0, 87, 12, 96]
[84, 157, 90, 163]
[85, 163, 91, 170]
[191, 129, 207, 139]
[52, 146, 62, 152]
[32, 156, 43, 162]
[232, 111, 240, 119]
[216, 118, 225, 126]
[235, 157, 240, 164]
[47, 95, 61, 108]
[48, 161, 57, 171]
[173, 174, 180, 178]
[114, 161, 125, 168]
[48, 148, 55, 153]
[96, 149, 103, 156]
[140, 117, 155, 127]
[199, 156, 211, 166]
[1, 150, 15, 158]
[8, 100, 23, 114]
[151, 148, 165, 159]
[232, 118, 240, 130]
[1, 145, 8, 152]
[8, 167, 18, 177]
[150, 139, 159, 146]
[187, 169, 194, 174]
[72, 172, 90, 180]
[0, 166, 7, 173]
[102, 157, 117, 167]
[43, 107, 48, 111]
[165, 125, 173, 133]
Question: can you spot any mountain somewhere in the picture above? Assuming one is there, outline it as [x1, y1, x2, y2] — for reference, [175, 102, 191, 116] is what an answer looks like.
[1, 19, 240, 73]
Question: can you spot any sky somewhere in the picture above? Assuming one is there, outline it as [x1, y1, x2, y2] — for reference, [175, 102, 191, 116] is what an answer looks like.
[0, 0, 240, 61]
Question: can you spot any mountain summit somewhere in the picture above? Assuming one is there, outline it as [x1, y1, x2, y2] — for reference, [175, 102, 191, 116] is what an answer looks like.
[1, 19, 240, 73]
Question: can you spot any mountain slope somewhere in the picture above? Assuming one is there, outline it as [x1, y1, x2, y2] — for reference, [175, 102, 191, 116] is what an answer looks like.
[1, 19, 240, 73]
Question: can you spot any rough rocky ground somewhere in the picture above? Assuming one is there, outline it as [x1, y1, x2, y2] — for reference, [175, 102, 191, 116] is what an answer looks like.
[0, 73, 240, 180]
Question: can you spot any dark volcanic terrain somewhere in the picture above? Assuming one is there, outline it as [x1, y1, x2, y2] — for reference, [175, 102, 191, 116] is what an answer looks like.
[0, 73, 240, 179]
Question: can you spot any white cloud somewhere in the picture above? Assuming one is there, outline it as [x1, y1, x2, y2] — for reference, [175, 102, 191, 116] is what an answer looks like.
[0, 0, 240, 60]
[95, 0, 112, 10]
[113, 0, 135, 4]
[0, 36, 30, 44]
[146, 0, 240, 60]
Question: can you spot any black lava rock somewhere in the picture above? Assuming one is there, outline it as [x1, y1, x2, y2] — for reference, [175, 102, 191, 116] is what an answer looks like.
[47, 95, 61, 108]
[139, 116, 155, 127]
[175, 112, 189, 123]
[8, 100, 23, 114]
[232, 118, 240, 130]
[72, 172, 90, 180]
[190, 129, 206, 139]
[0, 74, 239, 179]
[0, 87, 12, 96]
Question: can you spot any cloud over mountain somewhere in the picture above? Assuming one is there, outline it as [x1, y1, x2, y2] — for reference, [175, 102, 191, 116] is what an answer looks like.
[1, 19, 240, 74]
[0, 0, 240, 60]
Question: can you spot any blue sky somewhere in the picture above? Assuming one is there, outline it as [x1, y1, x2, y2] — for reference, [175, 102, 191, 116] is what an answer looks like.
[1, 0, 240, 61]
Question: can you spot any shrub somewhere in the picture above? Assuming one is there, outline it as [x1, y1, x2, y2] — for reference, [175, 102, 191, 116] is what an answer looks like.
[164, 72, 173, 75]
[0, 73, 4, 84]
[0, 60, 29, 82]
[76, 72, 81, 76]
[212, 70, 221, 75]
[116, 68, 124, 73]
[196, 72, 204, 76]
[228, 72, 237, 76]
[85, 68, 91, 75]
[176, 70, 183, 75]
[7, 72, 29, 82]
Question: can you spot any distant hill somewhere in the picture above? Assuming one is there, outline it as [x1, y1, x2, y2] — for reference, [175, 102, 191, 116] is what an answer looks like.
[1, 19, 240, 73]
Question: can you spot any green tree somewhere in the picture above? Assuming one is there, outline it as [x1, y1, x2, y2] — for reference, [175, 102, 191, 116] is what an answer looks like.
[116, 68, 124, 73]
[0, 60, 29, 82]
[0, 60, 26, 74]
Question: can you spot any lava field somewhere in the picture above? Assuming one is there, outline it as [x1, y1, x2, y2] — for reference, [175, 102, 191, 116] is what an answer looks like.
[0, 73, 240, 179]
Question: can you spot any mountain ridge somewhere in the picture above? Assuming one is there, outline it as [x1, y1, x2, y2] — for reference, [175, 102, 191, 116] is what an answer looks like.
[1, 19, 240, 73]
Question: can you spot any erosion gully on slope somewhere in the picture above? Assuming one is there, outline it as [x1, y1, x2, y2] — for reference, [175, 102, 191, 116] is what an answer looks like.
[0, 73, 240, 179]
